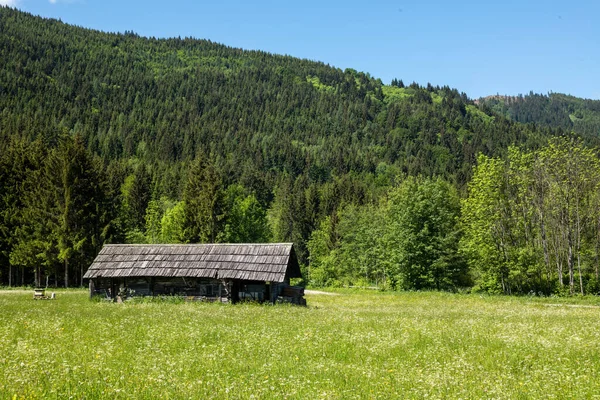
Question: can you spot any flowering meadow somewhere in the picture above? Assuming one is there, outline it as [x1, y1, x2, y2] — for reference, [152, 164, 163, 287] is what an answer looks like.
[2, 290, 600, 399]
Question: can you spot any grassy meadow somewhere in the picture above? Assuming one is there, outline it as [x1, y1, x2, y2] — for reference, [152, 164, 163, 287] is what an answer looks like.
[2, 290, 600, 399]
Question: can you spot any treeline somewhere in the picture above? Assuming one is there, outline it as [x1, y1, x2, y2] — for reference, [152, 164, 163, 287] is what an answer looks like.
[462, 137, 600, 295]
[307, 136, 600, 295]
[308, 177, 468, 290]
[0, 135, 274, 287]
[0, 134, 376, 287]
[480, 92, 600, 138]
[5, 134, 599, 295]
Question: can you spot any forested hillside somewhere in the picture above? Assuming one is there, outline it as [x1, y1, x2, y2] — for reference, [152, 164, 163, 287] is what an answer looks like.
[2, 8, 597, 294]
[478, 92, 600, 137]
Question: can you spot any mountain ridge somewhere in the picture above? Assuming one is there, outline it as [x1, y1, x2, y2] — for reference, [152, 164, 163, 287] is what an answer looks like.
[477, 92, 600, 137]
[1, 6, 555, 189]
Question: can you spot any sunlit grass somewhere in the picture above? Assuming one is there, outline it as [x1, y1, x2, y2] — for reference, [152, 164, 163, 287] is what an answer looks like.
[1, 290, 600, 398]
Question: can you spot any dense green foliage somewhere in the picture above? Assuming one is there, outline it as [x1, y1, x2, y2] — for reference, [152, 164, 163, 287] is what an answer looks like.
[3, 289, 600, 398]
[3, 8, 600, 294]
[3, 135, 113, 287]
[308, 177, 468, 290]
[461, 137, 600, 295]
[479, 92, 600, 137]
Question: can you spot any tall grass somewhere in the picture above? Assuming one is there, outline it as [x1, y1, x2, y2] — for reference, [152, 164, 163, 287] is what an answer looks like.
[1, 290, 600, 398]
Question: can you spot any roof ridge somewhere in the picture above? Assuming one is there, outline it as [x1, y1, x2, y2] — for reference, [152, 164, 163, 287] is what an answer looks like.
[84, 242, 301, 281]
[102, 243, 293, 246]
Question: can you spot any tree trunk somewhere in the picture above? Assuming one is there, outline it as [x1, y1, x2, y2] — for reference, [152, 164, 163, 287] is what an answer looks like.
[555, 228, 565, 288]
[556, 257, 563, 287]
[595, 231, 600, 281]
[578, 254, 584, 295]
[596, 215, 600, 281]
[64, 259, 69, 288]
[540, 215, 551, 292]
[576, 208, 584, 295]
[567, 230, 574, 294]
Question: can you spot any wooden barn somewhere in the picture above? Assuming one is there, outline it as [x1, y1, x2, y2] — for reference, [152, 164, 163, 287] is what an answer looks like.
[83, 243, 305, 304]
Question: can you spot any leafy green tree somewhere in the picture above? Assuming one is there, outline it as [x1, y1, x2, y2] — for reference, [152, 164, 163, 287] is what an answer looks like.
[460, 155, 511, 293]
[221, 185, 270, 243]
[537, 137, 600, 294]
[307, 204, 386, 288]
[307, 215, 340, 287]
[336, 203, 389, 287]
[161, 201, 186, 243]
[144, 197, 178, 243]
[309, 178, 466, 290]
[387, 177, 467, 290]
[462, 139, 600, 295]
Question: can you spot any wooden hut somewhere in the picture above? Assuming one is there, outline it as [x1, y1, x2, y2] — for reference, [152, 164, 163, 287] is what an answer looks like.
[83, 243, 305, 304]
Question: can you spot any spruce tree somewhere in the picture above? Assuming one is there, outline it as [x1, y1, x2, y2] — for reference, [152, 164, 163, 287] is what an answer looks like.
[182, 155, 226, 243]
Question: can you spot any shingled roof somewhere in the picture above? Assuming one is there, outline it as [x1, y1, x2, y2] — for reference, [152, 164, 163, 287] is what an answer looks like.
[83, 243, 301, 282]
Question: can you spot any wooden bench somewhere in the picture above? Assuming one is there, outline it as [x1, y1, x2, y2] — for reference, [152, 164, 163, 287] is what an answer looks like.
[33, 288, 55, 300]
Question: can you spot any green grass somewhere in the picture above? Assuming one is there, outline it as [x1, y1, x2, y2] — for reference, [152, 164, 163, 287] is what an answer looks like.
[2, 290, 600, 399]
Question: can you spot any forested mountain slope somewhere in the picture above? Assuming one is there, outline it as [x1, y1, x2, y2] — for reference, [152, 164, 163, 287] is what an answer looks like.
[478, 92, 600, 137]
[0, 8, 581, 290]
[1, 8, 551, 187]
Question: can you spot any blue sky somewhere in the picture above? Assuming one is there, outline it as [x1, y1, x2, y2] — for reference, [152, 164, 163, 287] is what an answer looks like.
[5, 0, 599, 99]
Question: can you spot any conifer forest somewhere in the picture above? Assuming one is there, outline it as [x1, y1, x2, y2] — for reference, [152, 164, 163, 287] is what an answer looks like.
[3, 8, 600, 295]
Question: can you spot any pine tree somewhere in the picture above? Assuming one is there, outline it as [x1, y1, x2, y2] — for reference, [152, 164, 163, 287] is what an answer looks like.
[12, 134, 107, 287]
[1, 138, 46, 286]
[182, 155, 226, 243]
[121, 165, 151, 232]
